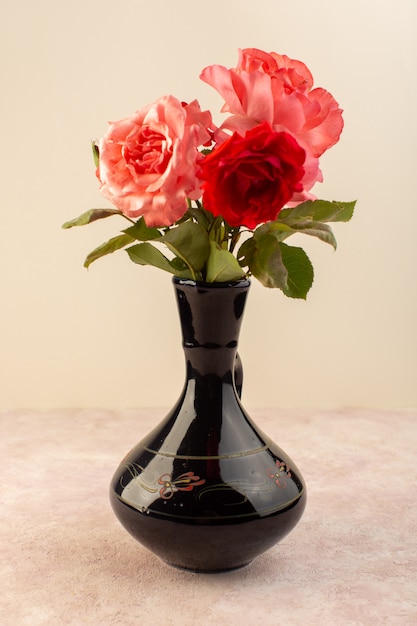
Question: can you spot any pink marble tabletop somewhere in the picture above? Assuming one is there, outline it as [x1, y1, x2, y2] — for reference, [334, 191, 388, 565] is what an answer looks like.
[1, 407, 416, 625]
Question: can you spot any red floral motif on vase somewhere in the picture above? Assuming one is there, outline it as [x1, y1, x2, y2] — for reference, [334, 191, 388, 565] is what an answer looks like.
[158, 471, 206, 500]
[267, 461, 292, 489]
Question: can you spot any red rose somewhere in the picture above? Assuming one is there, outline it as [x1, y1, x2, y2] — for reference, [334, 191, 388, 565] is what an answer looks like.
[200, 122, 305, 229]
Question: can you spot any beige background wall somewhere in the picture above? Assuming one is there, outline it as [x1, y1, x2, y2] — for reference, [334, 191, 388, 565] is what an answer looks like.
[1, 0, 416, 409]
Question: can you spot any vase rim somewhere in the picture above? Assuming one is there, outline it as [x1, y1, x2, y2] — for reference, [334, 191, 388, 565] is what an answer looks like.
[173, 276, 251, 289]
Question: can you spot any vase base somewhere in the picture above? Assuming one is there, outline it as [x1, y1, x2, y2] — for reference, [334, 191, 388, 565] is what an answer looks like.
[164, 560, 252, 574]
[110, 488, 306, 574]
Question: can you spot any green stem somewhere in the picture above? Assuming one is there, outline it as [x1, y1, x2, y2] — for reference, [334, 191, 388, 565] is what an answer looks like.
[229, 228, 241, 253]
[120, 214, 137, 225]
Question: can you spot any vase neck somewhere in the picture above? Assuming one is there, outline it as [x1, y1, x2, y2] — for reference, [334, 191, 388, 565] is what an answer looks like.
[173, 279, 250, 381]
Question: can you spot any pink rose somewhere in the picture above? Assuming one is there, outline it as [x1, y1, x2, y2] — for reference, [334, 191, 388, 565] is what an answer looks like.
[199, 122, 306, 229]
[97, 96, 212, 227]
[200, 48, 343, 203]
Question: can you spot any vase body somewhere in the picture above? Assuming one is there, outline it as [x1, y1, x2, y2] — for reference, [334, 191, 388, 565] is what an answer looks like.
[110, 278, 306, 572]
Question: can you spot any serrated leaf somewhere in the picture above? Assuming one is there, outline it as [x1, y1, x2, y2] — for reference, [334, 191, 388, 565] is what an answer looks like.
[291, 220, 337, 248]
[279, 242, 314, 299]
[246, 233, 288, 289]
[206, 242, 245, 283]
[123, 217, 162, 241]
[279, 200, 356, 223]
[160, 221, 210, 277]
[266, 218, 337, 248]
[238, 234, 314, 297]
[62, 208, 122, 229]
[84, 233, 135, 268]
[237, 237, 256, 269]
[126, 242, 171, 270]
[126, 242, 192, 278]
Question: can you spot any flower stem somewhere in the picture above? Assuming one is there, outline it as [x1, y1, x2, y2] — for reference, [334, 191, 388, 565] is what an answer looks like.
[229, 228, 241, 253]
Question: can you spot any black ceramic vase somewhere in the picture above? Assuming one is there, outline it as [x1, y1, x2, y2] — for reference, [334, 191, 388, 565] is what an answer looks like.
[110, 277, 306, 572]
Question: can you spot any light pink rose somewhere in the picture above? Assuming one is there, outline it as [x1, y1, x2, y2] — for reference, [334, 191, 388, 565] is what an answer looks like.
[200, 48, 343, 203]
[97, 96, 212, 227]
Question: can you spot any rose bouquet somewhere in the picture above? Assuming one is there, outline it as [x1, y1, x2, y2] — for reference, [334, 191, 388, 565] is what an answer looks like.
[63, 48, 355, 299]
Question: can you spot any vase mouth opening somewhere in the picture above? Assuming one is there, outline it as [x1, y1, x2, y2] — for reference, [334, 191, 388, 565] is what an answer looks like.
[173, 277, 251, 290]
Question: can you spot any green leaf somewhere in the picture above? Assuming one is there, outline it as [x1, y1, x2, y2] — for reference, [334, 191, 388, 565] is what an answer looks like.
[205, 242, 245, 283]
[92, 141, 100, 168]
[170, 256, 191, 274]
[291, 220, 337, 248]
[84, 233, 135, 268]
[237, 237, 257, 269]
[279, 242, 314, 299]
[126, 243, 192, 278]
[238, 234, 314, 298]
[123, 217, 162, 241]
[208, 215, 226, 244]
[265, 218, 338, 249]
[278, 200, 356, 223]
[160, 221, 210, 279]
[126, 242, 172, 270]
[62, 208, 122, 229]
[245, 233, 289, 290]
[187, 205, 214, 230]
